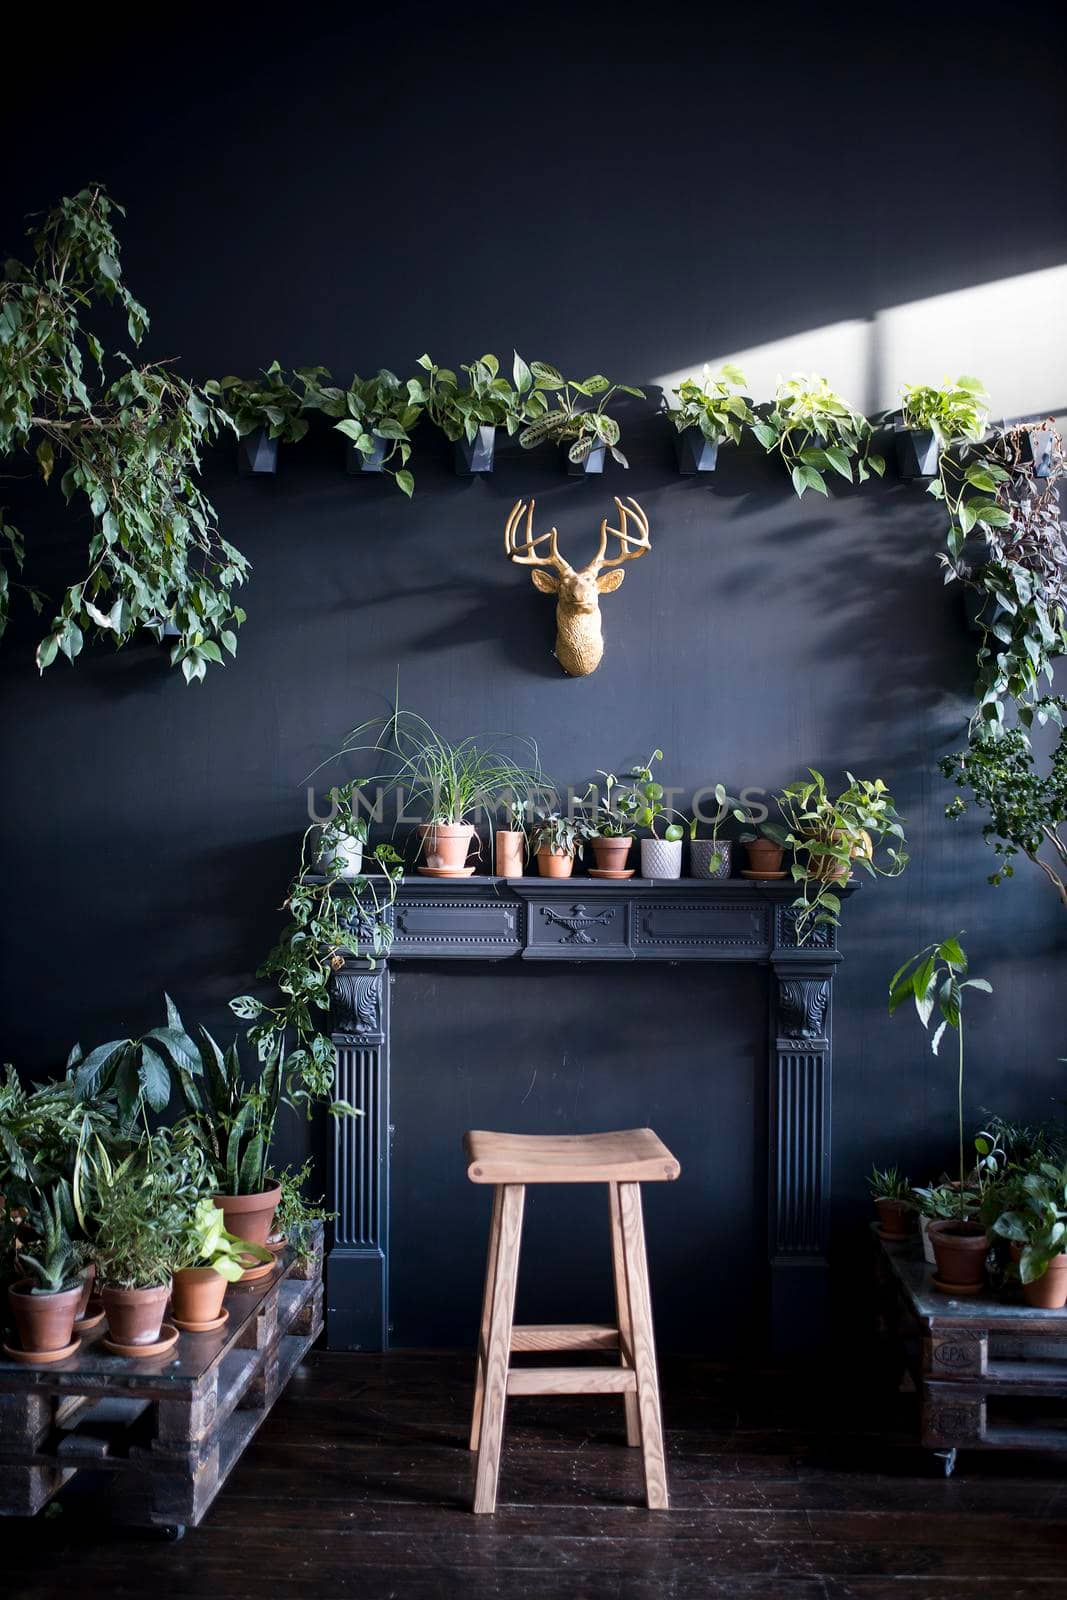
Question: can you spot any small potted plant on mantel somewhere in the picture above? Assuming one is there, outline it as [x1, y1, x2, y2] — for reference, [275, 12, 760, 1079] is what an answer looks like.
[867, 1165, 914, 1240]
[740, 828, 786, 877]
[205, 361, 310, 476]
[315, 789, 369, 880]
[495, 798, 528, 879]
[6, 1187, 87, 1362]
[890, 936, 992, 1294]
[666, 364, 753, 474]
[531, 810, 585, 878]
[581, 764, 641, 876]
[625, 750, 686, 879]
[689, 785, 748, 879]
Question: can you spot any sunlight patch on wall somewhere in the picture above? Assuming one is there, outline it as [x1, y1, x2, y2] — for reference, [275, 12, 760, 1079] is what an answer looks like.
[653, 266, 1067, 422]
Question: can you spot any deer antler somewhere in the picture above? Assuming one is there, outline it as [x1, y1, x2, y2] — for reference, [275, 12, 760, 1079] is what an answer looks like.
[592, 496, 651, 569]
[504, 500, 571, 573]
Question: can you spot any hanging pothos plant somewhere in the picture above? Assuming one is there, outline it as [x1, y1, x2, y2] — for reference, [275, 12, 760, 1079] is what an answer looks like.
[0, 186, 248, 681]
[230, 783, 403, 1100]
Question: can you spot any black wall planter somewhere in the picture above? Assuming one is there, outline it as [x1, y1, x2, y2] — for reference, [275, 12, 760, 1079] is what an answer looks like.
[894, 427, 939, 479]
[674, 429, 720, 474]
[346, 432, 389, 475]
[237, 428, 279, 476]
[454, 425, 497, 475]
[565, 443, 606, 476]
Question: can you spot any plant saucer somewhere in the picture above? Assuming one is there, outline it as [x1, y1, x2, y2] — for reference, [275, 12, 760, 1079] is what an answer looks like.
[102, 1323, 180, 1359]
[267, 1233, 288, 1255]
[740, 869, 789, 880]
[2, 1335, 81, 1366]
[876, 1229, 914, 1244]
[588, 868, 635, 879]
[930, 1276, 984, 1298]
[172, 1310, 229, 1334]
[74, 1306, 106, 1332]
[234, 1256, 277, 1284]
[417, 865, 476, 878]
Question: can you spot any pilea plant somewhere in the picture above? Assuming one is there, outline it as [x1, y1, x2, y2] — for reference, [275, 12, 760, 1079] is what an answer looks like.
[764, 771, 907, 945]
[414, 351, 548, 443]
[750, 373, 884, 497]
[0, 186, 247, 680]
[204, 361, 310, 443]
[667, 364, 753, 446]
[231, 780, 403, 1100]
[518, 363, 645, 468]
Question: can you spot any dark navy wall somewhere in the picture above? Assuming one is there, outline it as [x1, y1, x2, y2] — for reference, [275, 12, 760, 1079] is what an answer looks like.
[1, 6, 1064, 1350]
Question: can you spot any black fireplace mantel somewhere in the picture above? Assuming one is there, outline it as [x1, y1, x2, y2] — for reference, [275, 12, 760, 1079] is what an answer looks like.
[327, 875, 856, 1358]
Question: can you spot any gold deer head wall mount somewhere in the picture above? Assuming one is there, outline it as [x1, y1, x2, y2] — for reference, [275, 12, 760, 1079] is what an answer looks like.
[504, 496, 651, 677]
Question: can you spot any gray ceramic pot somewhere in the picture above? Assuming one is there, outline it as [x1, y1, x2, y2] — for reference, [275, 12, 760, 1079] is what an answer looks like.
[238, 428, 279, 476]
[346, 432, 390, 474]
[640, 838, 683, 879]
[689, 839, 732, 880]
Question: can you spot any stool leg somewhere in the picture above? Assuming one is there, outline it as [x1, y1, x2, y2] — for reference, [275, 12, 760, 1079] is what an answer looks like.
[473, 1183, 525, 1514]
[469, 1184, 504, 1452]
[608, 1182, 641, 1447]
[617, 1181, 669, 1510]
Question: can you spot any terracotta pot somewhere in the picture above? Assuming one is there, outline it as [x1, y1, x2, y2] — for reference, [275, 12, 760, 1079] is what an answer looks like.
[591, 836, 632, 872]
[74, 1262, 95, 1320]
[805, 827, 873, 883]
[495, 829, 525, 878]
[1012, 1245, 1067, 1310]
[8, 1278, 82, 1352]
[100, 1281, 171, 1346]
[171, 1266, 228, 1325]
[744, 839, 784, 873]
[928, 1220, 988, 1290]
[536, 847, 575, 879]
[214, 1180, 282, 1247]
[874, 1198, 912, 1238]
[417, 821, 477, 873]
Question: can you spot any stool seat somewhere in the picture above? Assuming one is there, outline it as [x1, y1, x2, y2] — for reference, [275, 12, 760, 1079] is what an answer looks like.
[464, 1127, 680, 1185]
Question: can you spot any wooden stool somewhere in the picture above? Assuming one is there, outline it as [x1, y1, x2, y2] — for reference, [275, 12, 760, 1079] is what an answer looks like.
[464, 1127, 680, 1513]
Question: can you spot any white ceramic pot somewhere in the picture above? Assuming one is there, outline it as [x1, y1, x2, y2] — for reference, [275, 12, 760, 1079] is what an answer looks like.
[920, 1214, 937, 1266]
[319, 834, 364, 879]
[641, 838, 683, 879]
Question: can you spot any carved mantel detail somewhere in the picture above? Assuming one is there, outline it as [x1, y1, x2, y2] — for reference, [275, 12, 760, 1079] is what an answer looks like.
[331, 969, 384, 1042]
[777, 976, 831, 1041]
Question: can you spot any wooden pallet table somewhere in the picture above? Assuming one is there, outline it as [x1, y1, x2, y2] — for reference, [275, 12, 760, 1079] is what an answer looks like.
[877, 1232, 1067, 1475]
[0, 1223, 323, 1537]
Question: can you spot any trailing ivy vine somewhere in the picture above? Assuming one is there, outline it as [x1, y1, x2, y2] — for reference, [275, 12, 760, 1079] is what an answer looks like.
[0, 186, 248, 680]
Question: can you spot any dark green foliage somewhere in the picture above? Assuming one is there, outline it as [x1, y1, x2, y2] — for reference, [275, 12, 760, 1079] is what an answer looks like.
[0, 186, 248, 680]
[19, 1185, 81, 1294]
[205, 360, 309, 443]
[69, 995, 204, 1134]
[750, 373, 884, 498]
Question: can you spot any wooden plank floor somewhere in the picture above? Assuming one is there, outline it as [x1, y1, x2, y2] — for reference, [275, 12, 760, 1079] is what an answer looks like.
[5, 1349, 1067, 1598]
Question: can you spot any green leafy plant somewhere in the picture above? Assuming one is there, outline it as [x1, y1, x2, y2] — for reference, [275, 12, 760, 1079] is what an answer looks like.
[415, 351, 548, 444]
[900, 375, 989, 447]
[301, 366, 421, 496]
[0, 1063, 114, 1220]
[530, 809, 586, 859]
[0, 185, 248, 680]
[667, 364, 753, 446]
[867, 1165, 911, 1203]
[889, 936, 992, 1225]
[173, 1197, 270, 1279]
[941, 713, 1067, 908]
[19, 1186, 82, 1294]
[992, 1160, 1067, 1285]
[687, 784, 748, 871]
[615, 749, 685, 841]
[750, 373, 884, 498]
[69, 996, 204, 1135]
[90, 1154, 185, 1289]
[174, 1029, 286, 1195]
[275, 1160, 335, 1264]
[764, 771, 908, 946]
[517, 363, 645, 468]
[204, 361, 309, 443]
[913, 1182, 978, 1222]
[232, 779, 403, 1100]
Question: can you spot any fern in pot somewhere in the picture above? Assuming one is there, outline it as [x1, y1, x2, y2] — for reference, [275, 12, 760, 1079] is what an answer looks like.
[90, 1156, 183, 1347]
[7, 1186, 87, 1356]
